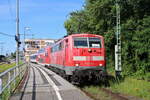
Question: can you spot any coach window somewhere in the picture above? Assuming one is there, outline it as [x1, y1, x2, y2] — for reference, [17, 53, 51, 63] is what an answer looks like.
[59, 43, 61, 50]
[56, 44, 59, 51]
[59, 42, 63, 50]
[45, 51, 48, 56]
[65, 39, 68, 48]
[61, 42, 64, 49]
[54, 46, 56, 52]
[51, 48, 54, 53]
[52, 48, 54, 52]
[65, 39, 68, 43]
[74, 37, 88, 48]
[89, 37, 101, 48]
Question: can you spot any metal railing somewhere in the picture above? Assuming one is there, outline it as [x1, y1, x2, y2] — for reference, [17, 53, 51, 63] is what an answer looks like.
[0, 63, 27, 99]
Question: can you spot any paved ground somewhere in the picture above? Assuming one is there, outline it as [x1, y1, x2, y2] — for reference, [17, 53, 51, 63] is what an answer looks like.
[10, 63, 93, 100]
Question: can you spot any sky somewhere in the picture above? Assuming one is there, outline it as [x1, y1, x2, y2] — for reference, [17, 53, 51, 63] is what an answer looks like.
[0, 0, 84, 55]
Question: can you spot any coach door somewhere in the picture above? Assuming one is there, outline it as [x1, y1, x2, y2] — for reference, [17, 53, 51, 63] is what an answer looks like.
[63, 39, 68, 67]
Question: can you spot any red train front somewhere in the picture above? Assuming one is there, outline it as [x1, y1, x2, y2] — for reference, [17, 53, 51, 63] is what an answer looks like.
[49, 34, 106, 83]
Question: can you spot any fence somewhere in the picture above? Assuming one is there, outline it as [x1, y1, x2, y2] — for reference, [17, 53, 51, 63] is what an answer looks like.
[0, 63, 27, 99]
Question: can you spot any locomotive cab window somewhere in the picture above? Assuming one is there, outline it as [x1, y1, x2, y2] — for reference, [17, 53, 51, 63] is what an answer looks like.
[89, 37, 101, 48]
[74, 37, 101, 48]
[74, 38, 88, 48]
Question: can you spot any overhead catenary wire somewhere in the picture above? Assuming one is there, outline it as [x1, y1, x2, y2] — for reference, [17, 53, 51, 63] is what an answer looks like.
[0, 32, 14, 37]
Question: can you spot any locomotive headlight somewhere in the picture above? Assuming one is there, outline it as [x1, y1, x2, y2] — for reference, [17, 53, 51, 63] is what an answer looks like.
[75, 64, 79, 66]
[88, 49, 92, 52]
[99, 64, 103, 66]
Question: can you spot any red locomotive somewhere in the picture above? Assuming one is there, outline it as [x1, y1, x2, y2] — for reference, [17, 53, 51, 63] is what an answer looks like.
[35, 34, 106, 83]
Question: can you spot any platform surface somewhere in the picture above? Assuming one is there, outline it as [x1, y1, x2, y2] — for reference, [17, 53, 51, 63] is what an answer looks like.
[10, 63, 92, 100]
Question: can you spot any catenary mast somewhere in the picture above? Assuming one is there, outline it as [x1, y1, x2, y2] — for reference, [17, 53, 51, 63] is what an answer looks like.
[115, 0, 122, 77]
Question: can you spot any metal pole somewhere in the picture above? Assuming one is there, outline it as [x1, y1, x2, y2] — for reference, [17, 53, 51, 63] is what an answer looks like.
[115, 0, 121, 78]
[23, 28, 26, 62]
[24, 27, 25, 51]
[16, 0, 20, 66]
[23, 27, 31, 49]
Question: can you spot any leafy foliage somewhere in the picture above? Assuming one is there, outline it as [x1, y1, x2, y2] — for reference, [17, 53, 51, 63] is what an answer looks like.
[64, 0, 150, 78]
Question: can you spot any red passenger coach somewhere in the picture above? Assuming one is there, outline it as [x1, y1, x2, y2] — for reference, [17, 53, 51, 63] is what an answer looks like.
[44, 46, 51, 65]
[49, 34, 106, 82]
[30, 53, 38, 63]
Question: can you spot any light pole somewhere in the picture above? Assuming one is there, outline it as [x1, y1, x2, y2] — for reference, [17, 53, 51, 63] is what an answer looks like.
[24, 27, 31, 50]
[23, 27, 31, 61]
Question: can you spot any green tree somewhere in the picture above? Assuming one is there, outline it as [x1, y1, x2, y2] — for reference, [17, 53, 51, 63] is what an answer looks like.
[64, 0, 150, 78]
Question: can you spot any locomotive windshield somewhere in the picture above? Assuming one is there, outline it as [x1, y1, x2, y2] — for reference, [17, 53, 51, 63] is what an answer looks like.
[74, 37, 101, 48]
[89, 37, 101, 48]
[74, 38, 88, 48]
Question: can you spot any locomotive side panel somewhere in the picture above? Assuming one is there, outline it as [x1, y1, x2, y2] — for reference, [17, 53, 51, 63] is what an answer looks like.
[64, 37, 73, 66]
[50, 37, 71, 69]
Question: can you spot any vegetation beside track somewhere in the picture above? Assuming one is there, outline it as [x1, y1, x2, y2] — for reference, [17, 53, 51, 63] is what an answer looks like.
[109, 78, 150, 100]
[1, 76, 21, 100]
[0, 63, 16, 73]
[81, 77, 150, 100]
[0, 62, 26, 99]
[0, 62, 23, 73]
[83, 86, 116, 100]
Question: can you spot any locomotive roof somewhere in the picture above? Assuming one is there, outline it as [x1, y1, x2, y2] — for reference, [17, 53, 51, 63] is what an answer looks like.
[57, 33, 103, 42]
[69, 33, 103, 37]
[50, 33, 103, 47]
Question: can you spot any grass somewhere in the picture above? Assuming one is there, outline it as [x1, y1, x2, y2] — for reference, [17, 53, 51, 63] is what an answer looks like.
[82, 77, 150, 100]
[83, 86, 114, 100]
[1, 76, 21, 100]
[109, 77, 150, 100]
[0, 62, 23, 73]
[0, 61, 25, 99]
[1, 66, 25, 100]
[0, 63, 16, 73]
